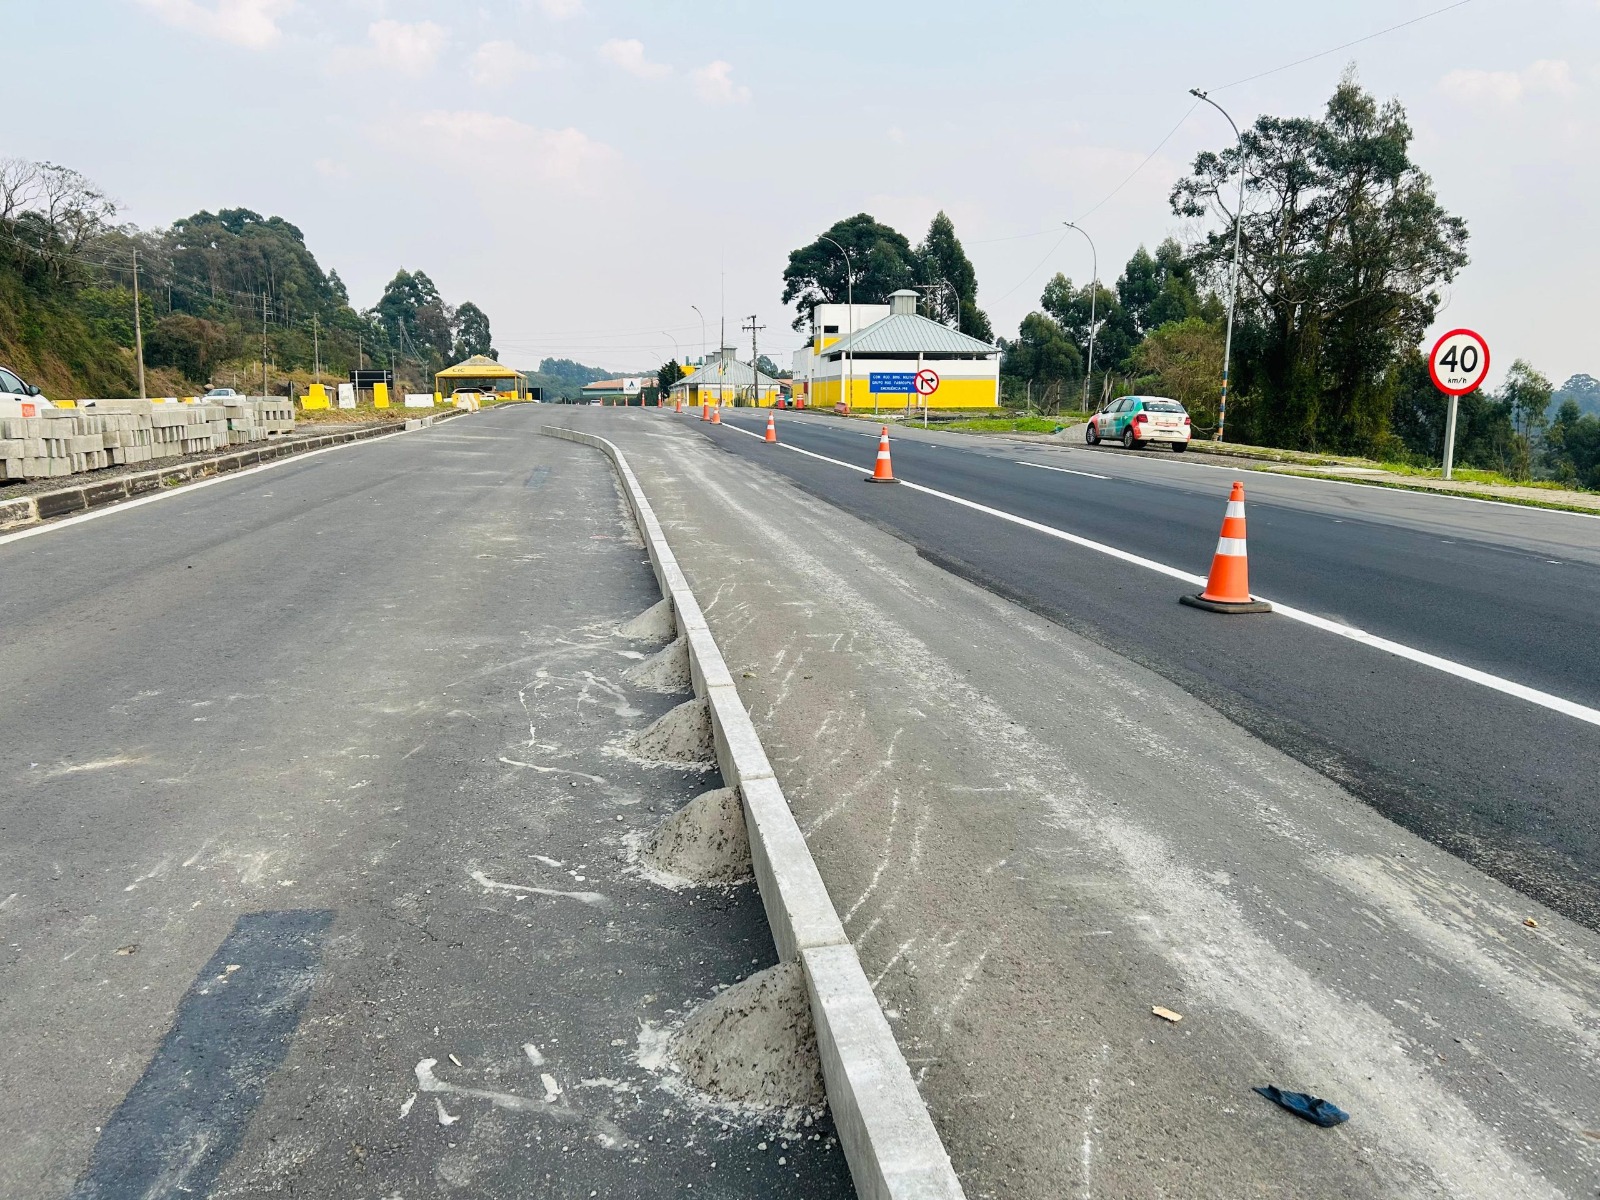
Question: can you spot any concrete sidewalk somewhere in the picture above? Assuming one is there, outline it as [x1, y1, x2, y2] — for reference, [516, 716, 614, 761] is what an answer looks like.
[584, 407, 1600, 1200]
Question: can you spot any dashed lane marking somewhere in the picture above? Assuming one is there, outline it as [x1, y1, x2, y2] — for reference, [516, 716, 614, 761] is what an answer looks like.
[710, 419, 1600, 728]
[1013, 461, 1111, 481]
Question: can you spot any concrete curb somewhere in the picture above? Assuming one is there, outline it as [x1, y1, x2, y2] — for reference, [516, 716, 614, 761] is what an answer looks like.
[540, 424, 965, 1200]
[0, 408, 472, 533]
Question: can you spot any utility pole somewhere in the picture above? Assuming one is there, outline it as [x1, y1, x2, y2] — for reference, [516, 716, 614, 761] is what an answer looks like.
[261, 291, 270, 400]
[743, 314, 765, 407]
[313, 313, 321, 385]
[131, 247, 147, 400]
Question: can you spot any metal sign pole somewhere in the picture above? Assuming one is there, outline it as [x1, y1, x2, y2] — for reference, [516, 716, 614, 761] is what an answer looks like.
[1442, 393, 1460, 481]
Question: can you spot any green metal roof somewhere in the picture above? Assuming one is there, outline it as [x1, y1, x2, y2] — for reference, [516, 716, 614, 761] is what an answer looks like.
[669, 357, 781, 391]
[821, 313, 997, 358]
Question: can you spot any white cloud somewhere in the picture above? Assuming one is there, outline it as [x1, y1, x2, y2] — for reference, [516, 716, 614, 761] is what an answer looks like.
[691, 60, 749, 105]
[411, 110, 617, 188]
[1439, 59, 1579, 105]
[361, 20, 448, 75]
[535, 0, 583, 17]
[598, 38, 671, 80]
[136, 0, 293, 49]
[471, 40, 547, 86]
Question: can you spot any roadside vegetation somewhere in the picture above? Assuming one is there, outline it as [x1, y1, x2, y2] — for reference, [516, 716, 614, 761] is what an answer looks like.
[942, 416, 1077, 435]
[767, 75, 1600, 494]
[0, 158, 618, 403]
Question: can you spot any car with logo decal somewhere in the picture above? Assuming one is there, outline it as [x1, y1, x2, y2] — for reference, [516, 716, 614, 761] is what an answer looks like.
[1085, 395, 1192, 451]
[1, 364, 52, 411]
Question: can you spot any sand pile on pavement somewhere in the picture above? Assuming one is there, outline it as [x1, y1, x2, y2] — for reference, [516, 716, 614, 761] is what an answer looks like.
[623, 698, 714, 766]
[643, 787, 751, 884]
[624, 636, 691, 694]
[670, 962, 824, 1111]
[619, 597, 675, 642]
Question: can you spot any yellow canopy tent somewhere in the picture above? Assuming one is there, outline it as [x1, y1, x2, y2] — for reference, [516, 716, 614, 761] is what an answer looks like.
[435, 355, 526, 399]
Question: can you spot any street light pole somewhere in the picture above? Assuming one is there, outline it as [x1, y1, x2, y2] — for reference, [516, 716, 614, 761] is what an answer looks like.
[662, 332, 680, 409]
[1190, 88, 1247, 443]
[1062, 222, 1098, 414]
[819, 235, 854, 411]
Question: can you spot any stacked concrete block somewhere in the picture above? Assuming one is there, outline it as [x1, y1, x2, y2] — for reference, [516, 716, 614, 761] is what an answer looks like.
[1, 413, 89, 479]
[0, 398, 295, 481]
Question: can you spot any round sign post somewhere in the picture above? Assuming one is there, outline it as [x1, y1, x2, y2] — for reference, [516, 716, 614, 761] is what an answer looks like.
[913, 363, 940, 428]
[1428, 329, 1490, 481]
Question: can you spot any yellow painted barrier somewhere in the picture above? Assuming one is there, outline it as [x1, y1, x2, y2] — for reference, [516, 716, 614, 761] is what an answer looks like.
[374, 382, 390, 409]
[56, 398, 76, 408]
[302, 383, 331, 410]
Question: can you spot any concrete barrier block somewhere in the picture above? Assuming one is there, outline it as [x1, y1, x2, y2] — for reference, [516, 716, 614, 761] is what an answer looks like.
[740, 777, 848, 962]
[705, 683, 776, 785]
[802, 943, 966, 1200]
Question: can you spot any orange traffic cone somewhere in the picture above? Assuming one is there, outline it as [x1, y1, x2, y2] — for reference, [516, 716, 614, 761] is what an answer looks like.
[711, 407, 722, 425]
[866, 426, 897, 483]
[1181, 482, 1272, 613]
[675, 398, 682, 414]
[764, 413, 777, 443]
[700, 403, 709, 422]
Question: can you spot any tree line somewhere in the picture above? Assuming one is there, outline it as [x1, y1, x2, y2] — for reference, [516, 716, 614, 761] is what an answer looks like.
[0, 157, 498, 397]
[780, 76, 1599, 488]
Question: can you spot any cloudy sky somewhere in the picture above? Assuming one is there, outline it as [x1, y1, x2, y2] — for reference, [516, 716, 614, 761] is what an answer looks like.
[10, 0, 1597, 383]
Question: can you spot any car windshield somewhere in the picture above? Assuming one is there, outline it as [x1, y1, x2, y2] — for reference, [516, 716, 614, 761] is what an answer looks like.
[1144, 401, 1185, 413]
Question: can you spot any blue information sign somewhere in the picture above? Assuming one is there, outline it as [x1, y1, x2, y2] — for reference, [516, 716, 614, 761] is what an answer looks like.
[869, 372, 916, 394]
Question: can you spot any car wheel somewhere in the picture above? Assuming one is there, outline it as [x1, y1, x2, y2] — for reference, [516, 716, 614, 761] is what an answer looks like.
[1085, 422, 1100, 445]
[1122, 429, 1141, 450]
[1173, 441, 1188, 453]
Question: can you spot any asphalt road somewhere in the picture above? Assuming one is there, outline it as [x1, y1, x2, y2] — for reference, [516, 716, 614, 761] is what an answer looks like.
[577, 407, 1600, 1200]
[689, 407, 1600, 929]
[0, 408, 853, 1199]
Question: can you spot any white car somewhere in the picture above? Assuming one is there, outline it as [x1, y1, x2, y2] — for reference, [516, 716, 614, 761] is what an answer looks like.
[203, 387, 240, 400]
[1085, 395, 1192, 451]
[0, 365, 51, 408]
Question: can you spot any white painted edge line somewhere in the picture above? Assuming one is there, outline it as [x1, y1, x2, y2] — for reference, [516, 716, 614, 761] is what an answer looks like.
[0, 421, 440, 548]
[750, 406, 1600, 522]
[711, 420, 1600, 730]
[540, 424, 966, 1200]
[1070, 444, 1600, 521]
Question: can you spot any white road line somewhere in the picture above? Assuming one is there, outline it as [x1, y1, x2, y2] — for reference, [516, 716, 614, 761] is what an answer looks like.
[1014, 461, 1110, 481]
[0, 427, 415, 548]
[713, 422, 1600, 728]
[1075, 446, 1600, 521]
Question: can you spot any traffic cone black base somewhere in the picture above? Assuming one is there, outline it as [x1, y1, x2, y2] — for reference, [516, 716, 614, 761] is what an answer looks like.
[1180, 593, 1271, 614]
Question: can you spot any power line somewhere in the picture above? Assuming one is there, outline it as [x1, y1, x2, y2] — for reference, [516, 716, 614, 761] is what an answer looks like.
[1074, 99, 1202, 223]
[1209, 0, 1475, 92]
[990, 231, 1069, 306]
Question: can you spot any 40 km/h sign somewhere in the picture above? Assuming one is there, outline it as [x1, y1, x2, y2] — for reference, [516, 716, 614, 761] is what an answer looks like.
[1428, 327, 1490, 481]
[1429, 328, 1491, 396]
[914, 368, 940, 396]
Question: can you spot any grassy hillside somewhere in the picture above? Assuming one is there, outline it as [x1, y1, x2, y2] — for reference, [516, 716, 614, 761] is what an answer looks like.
[0, 267, 137, 397]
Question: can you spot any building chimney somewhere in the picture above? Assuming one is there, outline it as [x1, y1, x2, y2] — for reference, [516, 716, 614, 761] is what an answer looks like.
[889, 289, 918, 317]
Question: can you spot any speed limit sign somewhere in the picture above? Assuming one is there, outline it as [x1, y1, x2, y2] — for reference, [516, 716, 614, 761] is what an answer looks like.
[1428, 328, 1489, 481]
[1429, 329, 1490, 395]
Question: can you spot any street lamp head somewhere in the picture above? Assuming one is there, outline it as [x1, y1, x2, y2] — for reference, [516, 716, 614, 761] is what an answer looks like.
[1189, 87, 1206, 99]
